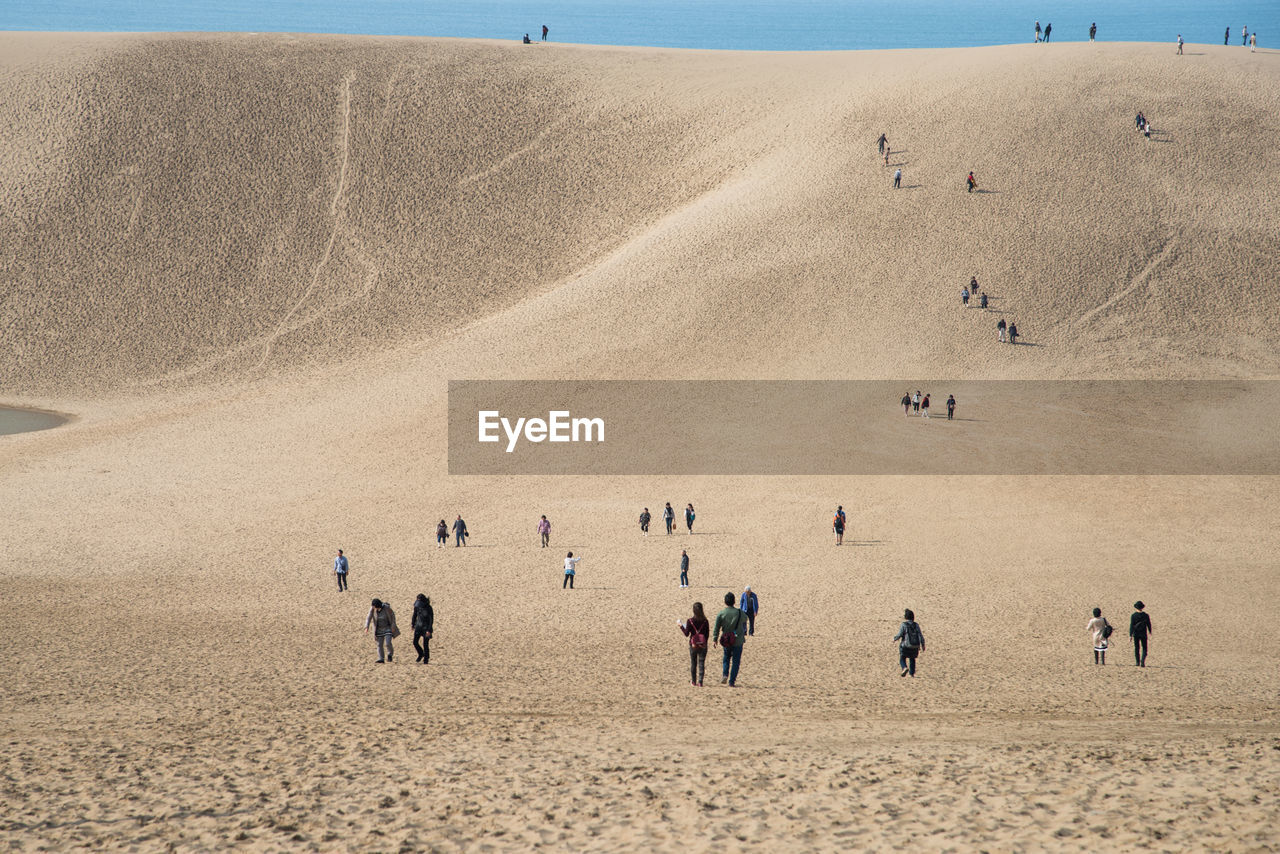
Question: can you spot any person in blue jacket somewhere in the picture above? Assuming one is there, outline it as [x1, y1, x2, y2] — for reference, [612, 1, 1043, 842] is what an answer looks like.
[739, 586, 760, 636]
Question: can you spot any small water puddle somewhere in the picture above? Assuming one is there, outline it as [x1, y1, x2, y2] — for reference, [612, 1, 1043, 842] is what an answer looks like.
[0, 406, 66, 435]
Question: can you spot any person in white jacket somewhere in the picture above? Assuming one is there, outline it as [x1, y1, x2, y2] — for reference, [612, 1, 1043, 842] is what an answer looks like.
[563, 552, 582, 589]
[1087, 607, 1110, 665]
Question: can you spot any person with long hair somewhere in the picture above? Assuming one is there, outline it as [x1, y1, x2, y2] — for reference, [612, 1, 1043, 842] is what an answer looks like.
[679, 602, 710, 686]
[1088, 607, 1110, 664]
[412, 594, 434, 664]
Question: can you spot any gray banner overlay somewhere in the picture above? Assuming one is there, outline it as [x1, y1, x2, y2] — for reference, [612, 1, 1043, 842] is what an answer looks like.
[448, 381, 1279, 475]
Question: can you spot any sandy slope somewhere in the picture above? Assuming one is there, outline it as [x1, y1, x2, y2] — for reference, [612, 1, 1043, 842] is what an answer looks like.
[2, 33, 1279, 851]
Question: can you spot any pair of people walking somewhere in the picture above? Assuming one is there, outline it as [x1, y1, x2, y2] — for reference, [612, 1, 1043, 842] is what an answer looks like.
[658, 502, 696, 534]
[1088, 603, 1153, 666]
[678, 590, 758, 687]
[433, 516, 468, 546]
[364, 596, 434, 663]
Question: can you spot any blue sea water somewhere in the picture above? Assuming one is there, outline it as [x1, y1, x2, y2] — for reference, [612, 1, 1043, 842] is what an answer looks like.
[1, 0, 1276, 51]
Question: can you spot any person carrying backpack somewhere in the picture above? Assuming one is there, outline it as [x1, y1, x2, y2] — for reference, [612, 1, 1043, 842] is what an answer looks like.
[713, 593, 747, 687]
[833, 509, 845, 545]
[685, 503, 696, 533]
[679, 602, 710, 686]
[1088, 607, 1110, 664]
[893, 609, 926, 676]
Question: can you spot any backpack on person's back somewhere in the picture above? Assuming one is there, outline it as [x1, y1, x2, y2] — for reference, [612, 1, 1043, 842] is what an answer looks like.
[903, 621, 922, 648]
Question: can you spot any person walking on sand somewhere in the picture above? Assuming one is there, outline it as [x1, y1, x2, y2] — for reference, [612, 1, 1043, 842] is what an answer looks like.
[1130, 601, 1153, 667]
[1243, 26, 1248, 46]
[970, 276, 979, 297]
[1177, 34, 1183, 55]
[1035, 21, 1041, 42]
[334, 549, 349, 592]
[679, 602, 710, 686]
[1250, 32, 1257, 52]
[946, 394, 956, 420]
[902, 391, 912, 415]
[452, 515, 468, 547]
[685, 503, 696, 533]
[663, 502, 675, 535]
[679, 550, 690, 588]
[912, 390, 921, 413]
[436, 519, 448, 548]
[713, 592, 747, 686]
[877, 133, 887, 155]
[537, 515, 551, 548]
[967, 171, 977, 192]
[639, 507, 652, 536]
[834, 506, 846, 545]
[1225, 27, 1231, 46]
[893, 168, 902, 189]
[412, 594, 434, 664]
[997, 318, 1007, 343]
[364, 598, 399, 664]
[542, 24, 548, 41]
[962, 286, 970, 307]
[894, 609, 925, 676]
[1088, 607, 1111, 664]
[884, 145, 891, 166]
[1043, 23, 1051, 43]
[740, 586, 759, 636]
[979, 292, 988, 309]
[563, 551, 581, 588]
[1008, 321, 1019, 344]
[1090, 22, 1097, 42]
[921, 393, 931, 418]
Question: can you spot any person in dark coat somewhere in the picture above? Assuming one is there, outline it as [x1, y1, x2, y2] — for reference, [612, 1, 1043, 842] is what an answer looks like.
[452, 515, 468, 547]
[1129, 601, 1153, 667]
[412, 594, 434, 663]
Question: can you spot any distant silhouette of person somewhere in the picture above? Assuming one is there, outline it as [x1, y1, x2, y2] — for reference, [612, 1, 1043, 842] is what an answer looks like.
[1088, 607, 1110, 664]
[685, 503, 695, 533]
[1043, 23, 1051, 42]
[1090, 23, 1097, 42]
[522, 33, 531, 44]
[1008, 321, 1019, 344]
[1226, 27, 1231, 46]
[877, 133, 887, 155]
[970, 276, 979, 295]
[997, 318, 1007, 343]
[921, 393, 931, 418]
[1177, 34, 1183, 55]
[1250, 33, 1257, 52]
[542, 24, 548, 41]
[893, 168, 902, 189]
[946, 394, 956, 420]
[412, 594, 433, 663]
[979, 292, 988, 309]
[1035, 21, 1041, 42]
[901, 392, 911, 415]
[663, 502, 675, 534]
[679, 550, 689, 588]
[912, 390, 921, 413]
[966, 171, 977, 192]
[538, 514, 551, 548]
[962, 286, 970, 307]
[436, 519, 448, 548]
[1243, 26, 1248, 46]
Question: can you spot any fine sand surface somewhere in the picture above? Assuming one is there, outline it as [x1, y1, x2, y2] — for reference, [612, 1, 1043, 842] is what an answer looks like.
[2, 33, 1279, 851]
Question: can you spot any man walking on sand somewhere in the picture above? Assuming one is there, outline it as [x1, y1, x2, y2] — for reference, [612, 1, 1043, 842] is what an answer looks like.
[663, 502, 675, 535]
[1177, 34, 1183, 55]
[334, 549, 349, 592]
[538, 515, 551, 548]
[452, 515, 468, 547]
[713, 592, 747, 686]
[967, 171, 977, 193]
[1226, 27, 1231, 45]
[542, 24, 548, 41]
[1035, 21, 1041, 42]
[1043, 23, 1051, 43]
[946, 394, 956, 420]
[877, 133, 887, 155]
[680, 550, 690, 588]
[740, 586, 759, 636]
[1130, 601, 1153, 667]
[1090, 23, 1097, 42]
[893, 168, 902, 189]
[364, 598, 399, 663]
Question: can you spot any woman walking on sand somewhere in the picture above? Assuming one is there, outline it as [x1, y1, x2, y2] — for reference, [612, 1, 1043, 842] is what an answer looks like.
[664, 502, 675, 535]
[921, 393, 931, 418]
[537, 515, 551, 548]
[679, 602, 710, 686]
[685, 503, 696, 533]
[412, 594, 434, 664]
[639, 507, 651, 536]
[364, 598, 399, 664]
[1088, 607, 1111, 664]
[436, 519, 448, 548]
[893, 609, 925, 676]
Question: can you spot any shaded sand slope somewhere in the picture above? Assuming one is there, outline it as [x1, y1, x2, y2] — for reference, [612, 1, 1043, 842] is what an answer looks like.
[3, 35, 1280, 396]
[2, 35, 1279, 852]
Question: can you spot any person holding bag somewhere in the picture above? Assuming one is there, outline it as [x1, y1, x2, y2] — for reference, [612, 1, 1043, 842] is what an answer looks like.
[679, 602, 710, 686]
[713, 592, 747, 687]
[364, 598, 400, 664]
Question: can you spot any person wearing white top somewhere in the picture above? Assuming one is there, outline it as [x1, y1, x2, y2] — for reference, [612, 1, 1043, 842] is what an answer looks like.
[563, 552, 582, 589]
[1087, 607, 1110, 664]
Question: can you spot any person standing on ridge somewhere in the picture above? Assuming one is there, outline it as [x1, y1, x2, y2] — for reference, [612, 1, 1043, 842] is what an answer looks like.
[452, 514, 468, 547]
[563, 551, 581, 589]
[713, 593, 747, 686]
[877, 133, 887, 155]
[967, 171, 977, 192]
[1088, 607, 1110, 664]
[1043, 23, 1052, 43]
[542, 24, 548, 41]
[893, 609, 926, 676]
[1035, 21, 1041, 42]
[1250, 32, 1257, 52]
[537, 515, 551, 548]
[946, 394, 956, 420]
[1225, 27, 1231, 45]
[1243, 25, 1248, 46]
[412, 594, 433, 664]
[639, 507, 652, 536]
[1090, 22, 1097, 42]
[679, 602, 710, 686]
[740, 586, 759, 636]
[1129, 601, 1153, 667]
[334, 549, 349, 592]
[893, 168, 902, 189]
[364, 598, 399, 664]
[679, 550, 690, 588]
[1177, 34, 1183, 55]
[663, 502, 675, 535]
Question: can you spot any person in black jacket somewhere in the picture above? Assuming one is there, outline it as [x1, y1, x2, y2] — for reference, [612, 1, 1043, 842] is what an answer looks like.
[413, 594, 435, 664]
[1129, 601, 1152, 667]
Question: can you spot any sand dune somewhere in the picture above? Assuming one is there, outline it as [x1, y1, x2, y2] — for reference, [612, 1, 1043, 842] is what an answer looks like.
[1, 33, 1278, 851]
